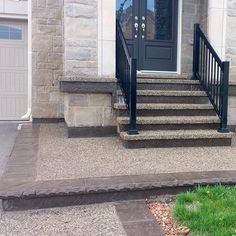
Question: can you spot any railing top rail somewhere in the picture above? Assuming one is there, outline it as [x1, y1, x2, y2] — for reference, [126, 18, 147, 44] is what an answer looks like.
[116, 20, 131, 64]
[196, 25, 223, 67]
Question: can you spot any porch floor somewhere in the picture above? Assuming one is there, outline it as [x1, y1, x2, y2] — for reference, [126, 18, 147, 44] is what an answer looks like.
[36, 123, 236, 181]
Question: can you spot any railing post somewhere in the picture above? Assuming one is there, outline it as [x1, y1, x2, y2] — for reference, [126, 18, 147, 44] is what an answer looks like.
[128, 58, 138, 135]
[219, 61, 230, 133]
[192, 24, 200, 80]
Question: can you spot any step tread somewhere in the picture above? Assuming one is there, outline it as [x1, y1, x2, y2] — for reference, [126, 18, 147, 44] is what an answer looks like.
[114, 103, 213, 110]
[117, 90, 207, 96]
[120, 130, 234, 141]
[117, 116, 220, 125]
[137, 78, 200, 85]
[137, 73, 189, 79]
[137, 90, 206, 96]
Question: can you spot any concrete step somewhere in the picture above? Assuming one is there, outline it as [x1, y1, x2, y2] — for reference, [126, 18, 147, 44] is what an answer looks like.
[114, 103, 216, 116]
[120, 130, 234, 149]
[117, 90, 209, 104]
[137, 78, 201, 91]
[117, 116, 220, 132]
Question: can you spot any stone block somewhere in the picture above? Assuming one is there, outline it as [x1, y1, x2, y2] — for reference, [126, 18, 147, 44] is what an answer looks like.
[65, 94, 89, 107]
[74, 107, 104, 127]
[65, 17, 97, 40]
[88, 94, 111, 107]
[46, 0, 63, 8]
[103, 107, 117, 126]
[64, 3, 96, 19]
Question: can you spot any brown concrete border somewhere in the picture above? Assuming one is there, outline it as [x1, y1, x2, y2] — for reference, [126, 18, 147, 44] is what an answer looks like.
[115, 201, 164, 236]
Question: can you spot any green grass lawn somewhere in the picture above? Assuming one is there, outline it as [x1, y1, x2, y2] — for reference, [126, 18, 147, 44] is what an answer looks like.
[173, 185, 236, 236]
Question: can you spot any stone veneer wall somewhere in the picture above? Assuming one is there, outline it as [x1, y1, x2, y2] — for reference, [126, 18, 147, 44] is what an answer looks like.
[63, 0, 117, 129]
[200, 0, 209, 34]
[226, 0, 236, 125]
[181, 0, 201, 74]
[64, 0, 98, 78]
[226, 0, 236, 83]
[32, 0, 64, 119]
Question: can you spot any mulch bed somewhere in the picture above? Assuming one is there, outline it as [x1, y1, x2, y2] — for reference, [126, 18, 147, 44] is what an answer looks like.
[147, 196, 190, 236]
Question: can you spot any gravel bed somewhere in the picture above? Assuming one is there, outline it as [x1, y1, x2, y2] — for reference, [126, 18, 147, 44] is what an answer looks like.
[147, 196, 190, 236]
[36, 124, 236, 181]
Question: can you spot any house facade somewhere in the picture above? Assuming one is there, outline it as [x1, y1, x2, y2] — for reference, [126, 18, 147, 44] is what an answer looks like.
[1, 0, 236, 146]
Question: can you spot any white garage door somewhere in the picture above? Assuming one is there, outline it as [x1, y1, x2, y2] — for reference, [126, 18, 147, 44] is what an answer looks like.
[0, 20, 28, 120]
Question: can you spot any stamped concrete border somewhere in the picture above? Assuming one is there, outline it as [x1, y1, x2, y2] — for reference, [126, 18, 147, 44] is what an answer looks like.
[1, 170, 236, 211]
[115, 201, 164, 236]
[2, 125, 40, 183]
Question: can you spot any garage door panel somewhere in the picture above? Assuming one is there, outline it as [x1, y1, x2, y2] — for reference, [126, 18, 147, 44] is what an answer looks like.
[0, 20, 28, 120]
[0, 71, 27, 93]
[0, 96, 27, 120]
[0, 47, 27, 68]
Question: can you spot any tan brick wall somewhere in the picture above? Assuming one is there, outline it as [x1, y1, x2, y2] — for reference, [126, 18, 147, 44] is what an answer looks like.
[32, 0, 64, 119]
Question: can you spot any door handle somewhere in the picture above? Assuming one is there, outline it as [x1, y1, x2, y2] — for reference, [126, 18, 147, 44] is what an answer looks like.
[141, 23, 146, 31]
[134, 23, 139, 31]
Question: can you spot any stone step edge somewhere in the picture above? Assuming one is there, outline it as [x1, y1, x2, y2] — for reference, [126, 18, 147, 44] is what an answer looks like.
[120, 130, 235, 141]
[113, 103, 214, 110]
[1, 171, 236, 211]
[117, 116, 220, 125]
[117, 90, 207, 97]
[137, 79, 200, 85]
[137, 73, 189, 79]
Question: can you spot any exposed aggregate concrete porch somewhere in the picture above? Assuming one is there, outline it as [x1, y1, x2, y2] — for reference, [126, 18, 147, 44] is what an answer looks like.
[36, 123, 236, 181]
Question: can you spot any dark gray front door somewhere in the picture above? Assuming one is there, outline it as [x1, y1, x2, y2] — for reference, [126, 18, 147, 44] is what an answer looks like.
[116, 0, 178, 72]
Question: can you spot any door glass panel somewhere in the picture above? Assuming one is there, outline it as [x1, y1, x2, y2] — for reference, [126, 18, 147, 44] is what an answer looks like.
[146, 0, 173, 41]
[116, 0, 133, 40]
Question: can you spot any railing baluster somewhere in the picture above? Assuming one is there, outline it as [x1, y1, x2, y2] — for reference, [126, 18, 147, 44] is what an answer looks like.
[202, 42, 205, 84]
[213, 59, 216, 104]
[192, 24, 230, 132]
[210, 53, 213, 96]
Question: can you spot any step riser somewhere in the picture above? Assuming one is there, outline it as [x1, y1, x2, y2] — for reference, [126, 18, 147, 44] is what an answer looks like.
[137, 96, 209, 104]
[137, 84, 201, 91]
[116, 109, 216, 117]
[122, 138, 232, 149]
[119, 124, 219, 132]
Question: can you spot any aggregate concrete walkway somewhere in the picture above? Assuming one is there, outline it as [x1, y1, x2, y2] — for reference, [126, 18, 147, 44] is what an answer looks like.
[0, 203, 126, 236]
[36, 124, 236, 181]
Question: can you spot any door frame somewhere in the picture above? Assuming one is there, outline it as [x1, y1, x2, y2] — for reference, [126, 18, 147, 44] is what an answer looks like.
[135, 0, 183, 75]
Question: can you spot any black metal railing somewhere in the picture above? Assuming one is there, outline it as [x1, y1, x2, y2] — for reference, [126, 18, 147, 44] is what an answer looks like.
[192, 24, 230, 133]
[116, 20, 138, 135]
